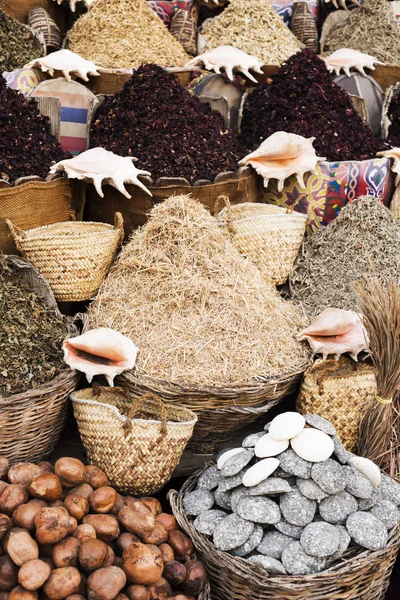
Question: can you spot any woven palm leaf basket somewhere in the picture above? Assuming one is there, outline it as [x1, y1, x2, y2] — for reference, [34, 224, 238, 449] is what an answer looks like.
[169, 473, 400, 600]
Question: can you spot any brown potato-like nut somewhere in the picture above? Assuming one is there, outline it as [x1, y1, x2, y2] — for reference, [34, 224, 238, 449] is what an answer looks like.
[18, 559, 51, 591]
[125, 497, 137, 508]
[43, 567, 81, 600]
[0, 555, 18, 591]
[38, 462, 54, 475]
[158, 544, 174, 564]
[4, 528, 39, 566]
[72, 524, 96, 542]
[0, 485, 28, 516]
[167, 531, 193, 561]
[103, 545, 115, 568]
[29, 475, 63, 502]
[55, 459, 85, 489]
[148, 578, 171, 600]
[162, 561, 186, 586]
[181, 560, 207, 595]
[89, 487, 117, 514]
[113, 556, 123, 568]
[173, 595, 196, 600]
[155, 514, 176, 532]
[84, 466, 109, 490]
[49, 500, 65, 508]
[118, 504, 155, 539]
[13, 500, 47, 532]
[52, 538, 81, 568]
[83, 515, 120, 543]
[87, 566, 126, 600]
[0, 514, 12, 542]
[65, 596, 85, 600]
[78, 539, 108, 572]
[146, 546, 162, 560]
[126, 586, 150, 600]
[64, 495, 89, 522]
[111, 493, 126, 516]
[8, 464, 42, 487]
[116, 533, 140, 555]
[0, 482, 8, 497]
[139, 499, 162, 517]
[142, 523, 168, 546]
[67, 484, 93, 502]
[115, 595, 129, 600]
[9, 585, 38, 600]
[35, 508, 77, 545]
[0, 458, 9, 479]
[122, 543, 163, 585]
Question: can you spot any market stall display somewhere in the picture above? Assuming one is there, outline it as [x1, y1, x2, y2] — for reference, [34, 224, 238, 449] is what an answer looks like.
[0, 9, 44, 75]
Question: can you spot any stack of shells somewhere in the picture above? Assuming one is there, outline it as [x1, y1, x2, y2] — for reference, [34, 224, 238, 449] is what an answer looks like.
[183, 412, 400, 575]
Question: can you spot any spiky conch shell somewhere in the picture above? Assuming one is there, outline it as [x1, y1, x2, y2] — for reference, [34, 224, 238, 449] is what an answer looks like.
[186, 45, 264, 83]
[25, 49, 100, 82]
[323, 48, 383, 77]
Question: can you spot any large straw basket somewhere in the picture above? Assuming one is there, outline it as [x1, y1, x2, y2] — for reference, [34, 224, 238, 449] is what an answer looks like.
[216, 198, 308, 286]
[7, 213, 124, 302]
[296, 356, 377, 452]
[390, 183, 400, 220]
[0, 256, 79, 465]
[169, 473, 400, 600]
[71, 387, 197, 494]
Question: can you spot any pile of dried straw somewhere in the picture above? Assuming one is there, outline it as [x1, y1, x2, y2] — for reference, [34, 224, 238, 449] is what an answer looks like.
[87, 195, 309, 387]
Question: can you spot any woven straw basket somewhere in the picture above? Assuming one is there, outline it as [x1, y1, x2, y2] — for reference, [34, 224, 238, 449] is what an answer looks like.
[296, 356, 377, 452]
[71, 386, 197, 494]
[169, 473, 400, 600]
[390, 183, 400, 220]
[216, 197, 308, 286]
[7, 213, 124, 302]
[0, 256, 79, 465]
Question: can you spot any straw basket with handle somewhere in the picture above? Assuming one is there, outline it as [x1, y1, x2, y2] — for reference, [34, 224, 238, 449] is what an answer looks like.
[216, 195, 308, 286]
[71, 386, 197, 495]
[7, 213, 124, 302]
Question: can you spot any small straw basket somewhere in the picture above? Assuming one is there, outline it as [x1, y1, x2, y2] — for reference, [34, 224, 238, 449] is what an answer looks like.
[71, 386, 197, 495]
[7, 213, 124, 302]
[169, 472, 400, 600]
[216, 196, 308, 285]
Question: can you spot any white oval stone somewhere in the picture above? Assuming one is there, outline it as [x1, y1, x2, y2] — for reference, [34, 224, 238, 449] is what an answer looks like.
[269, 412, 305, 441]
[217, 448, 244, 470]
[255, 434, 289, 458]
[291, 428, 334, 463]
[348, 456, 381, 488]
[242, 458, 279, 487]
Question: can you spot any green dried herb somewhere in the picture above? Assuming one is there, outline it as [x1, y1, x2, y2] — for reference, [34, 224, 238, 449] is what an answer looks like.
[0, 9, 42, 74]
[0, 260, 69, 397]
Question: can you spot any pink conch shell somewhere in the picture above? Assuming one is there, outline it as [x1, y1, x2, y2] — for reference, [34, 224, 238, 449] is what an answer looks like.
[240, 132, 325, 191]
[50, 148, 152, 199]
[25, 50, 99, 82]
[297, 308, 369, 360]
[186, 46, 263, 83]
[323, 49, 383, 77]
[377, 148, 400, 185]
[63, 328, 138, 386]
[52, 0, 93, 12]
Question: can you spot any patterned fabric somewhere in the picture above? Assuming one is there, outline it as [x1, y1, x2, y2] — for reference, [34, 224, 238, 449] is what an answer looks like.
[269, 0, 320, 24]
[147, 0, 193, 26]
[2, 68, 44, 97]
[263, 158, 394, 234]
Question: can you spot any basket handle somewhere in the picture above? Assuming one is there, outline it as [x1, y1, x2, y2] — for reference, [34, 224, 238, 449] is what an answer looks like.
[216, 195, 237, 235]
[114, 212, 124, 239]
[124, 391, 168, 437]
[5, 219, 26, 253]
[286, 193, 308, 215]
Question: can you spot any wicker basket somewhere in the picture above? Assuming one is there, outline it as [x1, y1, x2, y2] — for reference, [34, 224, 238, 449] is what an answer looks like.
[390, 183, 400, 220]
[71, 387, 197, 494]
[7, 213, 124, 302]
[0, 256, 79, 465]
[216, 198, 308, 286]
[296, 356, 377, 452]
[290, 1, 318, 53]
[169, 473, 400, 600]
[28, 7, 62, 49]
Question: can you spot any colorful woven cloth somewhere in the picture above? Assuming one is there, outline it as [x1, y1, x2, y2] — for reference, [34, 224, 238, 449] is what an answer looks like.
[2, 67, 44, 96]
[270, 0, 320, 23]
[146, 0, 193, 25]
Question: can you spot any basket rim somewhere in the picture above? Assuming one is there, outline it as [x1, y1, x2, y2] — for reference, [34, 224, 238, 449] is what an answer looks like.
[0, 367, 79, 407]
[16, 220, 120, 240]
[217, 203, 308, 223]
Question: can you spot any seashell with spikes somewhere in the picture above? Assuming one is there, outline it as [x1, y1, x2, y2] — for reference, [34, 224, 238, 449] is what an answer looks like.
[186, 46, 263, 83]
[324, 0, 361, 10]
[323, 49, 383, 77]
[52, 0, 94, 11]
[378, 148, 400, 185]
[25, 49, 99, 82]
[239, 132, 325, 191]
[50, 148, 152, 199]
[296, 308, 369, 361]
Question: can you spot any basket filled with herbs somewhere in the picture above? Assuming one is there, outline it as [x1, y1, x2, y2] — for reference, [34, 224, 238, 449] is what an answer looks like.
[0, 8, 45, 73]
[0, 256, 79, 465]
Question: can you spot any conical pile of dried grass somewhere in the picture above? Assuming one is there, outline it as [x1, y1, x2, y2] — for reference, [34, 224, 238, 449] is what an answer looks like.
[87, 195, 309, 387]
[66, 0, 189, 69]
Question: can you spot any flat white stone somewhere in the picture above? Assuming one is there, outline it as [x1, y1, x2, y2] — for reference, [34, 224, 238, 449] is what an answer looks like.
[348, 456, 381, 488]
[255, 433, 289, 458]
[269, 412, 305, 441]
[291, 428, 334, 463]
[242, 458, 280, 487]
[217, 448, 245, 470]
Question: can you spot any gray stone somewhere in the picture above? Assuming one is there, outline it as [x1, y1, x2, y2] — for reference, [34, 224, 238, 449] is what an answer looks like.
[358, 488, 383, 510]
[300, 522, 340, 558]
[281, 541, 326, 575]
[183, 490, 214, 515]
[242, 432, 265, 448]
[221, 449, 254, 477]
[213, 513, 254, 551]
[380, 474, 400, 506]
[237, 496, 281, 524]
[311, 459, 347, 494]
[248, 477, 292, 496]
[280, 489, 316, 526]
[197, 465, 221, 491]
[231, 486, 251, 512]
[218, 470, 244, 492]
[247, 554, 287, 574]
[343, 466, 373, 499]
[329, 525, 351, 562]
[319, 491, 358, 524]
[346, 511, 388, 550]
[278, 448, 312, 478]
[257, 530, 293, 559]
[274, 467, 295, 479]
[275, 519, 304, 539]
[231, 525, 263, 557]
[297, 478, 329, 502]
[214, 486, 232, 511]
[332, 436, 351, 464]
[304, 414, 336, 436]
[193, 509, 227, 535]
[371, 499, 400, 529]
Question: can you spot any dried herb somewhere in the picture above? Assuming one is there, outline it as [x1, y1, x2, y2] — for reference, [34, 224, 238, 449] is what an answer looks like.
[90, 64, 241, 183]
[0, 9, 42, 74]
[387, 93, 400, 147]
[240, 49, 385, 161]
[290, 196, 400, 317]
[0, 77, 68, 183]
[0, 260, 69, 397]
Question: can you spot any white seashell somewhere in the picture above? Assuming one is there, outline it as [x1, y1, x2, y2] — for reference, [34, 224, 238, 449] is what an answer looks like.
[323, 48, 383, 78]
[269, 412, 306, 442]
[255, 434, 289, 458]
[348, 456, 381, 488]
[239, 132, 325, 191]
[25, 49, 99, 82]
[243, 458, 280, 487]
[186, 45, 264, 83]
[217, 448, 244, 470]
[52, 0, 94, 12]
[291, 428, 334, 463]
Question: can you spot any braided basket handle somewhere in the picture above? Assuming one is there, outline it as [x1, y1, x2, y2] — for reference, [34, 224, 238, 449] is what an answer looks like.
[114, 212, 124, 239]
[125, 391, 168, 437]
[5, 219, 26, 254]
[215, 195, 236, 235]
